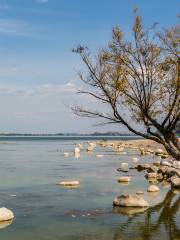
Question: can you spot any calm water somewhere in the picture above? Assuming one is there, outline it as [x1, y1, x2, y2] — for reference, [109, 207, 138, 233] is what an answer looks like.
[0, 137, 179, 240]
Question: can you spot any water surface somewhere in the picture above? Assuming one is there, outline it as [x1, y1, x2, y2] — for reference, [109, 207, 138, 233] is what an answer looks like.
[0, 138, 179, 240]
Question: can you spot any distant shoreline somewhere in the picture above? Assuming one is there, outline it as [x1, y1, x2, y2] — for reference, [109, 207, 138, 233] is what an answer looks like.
[0, 135, 141, 141]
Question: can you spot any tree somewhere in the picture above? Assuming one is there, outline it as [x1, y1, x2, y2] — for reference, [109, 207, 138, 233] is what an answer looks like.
[73, 12, 180, 160]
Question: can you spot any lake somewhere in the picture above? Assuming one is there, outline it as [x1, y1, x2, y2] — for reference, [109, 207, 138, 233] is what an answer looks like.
[0, 137, 179, 240]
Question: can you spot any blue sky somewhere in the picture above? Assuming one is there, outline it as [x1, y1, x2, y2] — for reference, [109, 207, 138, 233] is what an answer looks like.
[0, 0, 179, 133]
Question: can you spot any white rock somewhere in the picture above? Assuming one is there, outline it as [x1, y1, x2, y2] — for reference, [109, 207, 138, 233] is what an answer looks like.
[58, 181, 80, 186]
[117, 176, 131, 182]
[147, 185, 160, 192]
[78, 144, 83, 148]
[74, 147, 80, 154]
[171, 177, 180, 188]
[96, 154, 103, 158]
[172, 161, 180, 170]
[136, 191, 144, 195]
[156, 149, 164, 154]
[146, 172, 158, 179]
[0, 208, 14, 222]
[132, 157, 139, 163]
[87, 145, 94, 152]
[120, 163, 129, 168]
[161, 161, 172, 167]
[113, 194, 149, 207]
[64, 152, 69, 157]
[74, 152, 80, 159]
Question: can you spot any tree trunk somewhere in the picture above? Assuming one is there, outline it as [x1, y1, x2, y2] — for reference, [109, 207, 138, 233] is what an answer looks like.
[163, 133, 180, 161]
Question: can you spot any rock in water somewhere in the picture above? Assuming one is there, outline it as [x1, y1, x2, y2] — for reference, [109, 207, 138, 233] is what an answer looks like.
[132, 157, 139, 163]
[146, 172, 158, 179]
[171, 177, 180, 188]
[147, 185, 160, 192]
[161, 161, 172, 167]
[136, 191, 144, 195]
[113, 194, 149, 207]
[64, 152, 69, 157]
[74, 147, 80, 154]
[117, 176, 131, 182]
[172, 161, 180, 170]
[58, 181, 80, 187]
[0, 208, 14, 222]
[121, 162, 129, 168]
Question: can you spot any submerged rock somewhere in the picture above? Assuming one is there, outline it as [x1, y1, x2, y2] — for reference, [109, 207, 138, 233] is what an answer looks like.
[0, 208, 14, 222]
[147, 185, 160, 192]
[117, 176, 131, 182]
[113, 194, 149, 207]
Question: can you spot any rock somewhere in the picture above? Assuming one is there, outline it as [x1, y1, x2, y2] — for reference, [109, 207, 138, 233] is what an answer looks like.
[158, 166, 169, 174]
[136, 164, 151, 171]
[74, 147, 80, 154]
[96, 154, 103, 158]
[64, 152, 69, 157]
[155, 149, 164, 155]
[146, 172, 158, 179]
[117, 168, 129, 173]
[113, 194, 149, 207]
[153, 161, 161, 167]
[159, 154, 169, 159]
[117, 176, 131, 182]
[121, 162, 129, 168]
[147, 166, 159, 173]
[171, 177, 180, 188]
[147, 185, 160, 192]
[136, 191, 144, 195]
[78, 144, 83, 148]
[161, 161, 172, 167]
[132, 157, 139, 163]
[172, 161, 180, 170]
[87, 146, 94, 151]
[58, 181, 80, 187]
[0, 208, 14, 222]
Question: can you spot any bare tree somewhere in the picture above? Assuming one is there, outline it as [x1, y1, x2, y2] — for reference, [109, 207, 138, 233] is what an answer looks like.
[73, 12, 180, 160]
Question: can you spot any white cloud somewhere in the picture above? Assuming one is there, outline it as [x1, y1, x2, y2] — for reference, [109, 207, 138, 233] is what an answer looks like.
[0, 82, 77, 97]
[0, 18, 45, 38]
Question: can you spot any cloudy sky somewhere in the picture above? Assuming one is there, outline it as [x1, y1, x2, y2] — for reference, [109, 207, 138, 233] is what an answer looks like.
[0, 0, 179, 133]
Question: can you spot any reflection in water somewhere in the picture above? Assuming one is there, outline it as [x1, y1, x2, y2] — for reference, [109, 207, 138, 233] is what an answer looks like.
[0, 220, 13, 230]
[113, 206, 148, 216]
[113, 190, 180, 240]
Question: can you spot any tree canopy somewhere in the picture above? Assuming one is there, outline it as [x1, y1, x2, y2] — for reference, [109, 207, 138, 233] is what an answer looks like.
[73, 12, 180, 160]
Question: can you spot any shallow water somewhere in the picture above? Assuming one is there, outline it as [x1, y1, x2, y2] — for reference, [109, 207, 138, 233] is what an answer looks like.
[0, 139, 179, 240]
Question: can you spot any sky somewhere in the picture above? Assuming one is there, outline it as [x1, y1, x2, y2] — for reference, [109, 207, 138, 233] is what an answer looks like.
[0, 0, 179, 133]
